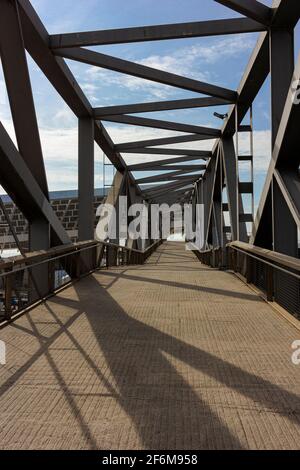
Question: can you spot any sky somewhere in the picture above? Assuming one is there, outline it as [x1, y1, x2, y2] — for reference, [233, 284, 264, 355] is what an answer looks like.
[0, 0, 299, 213]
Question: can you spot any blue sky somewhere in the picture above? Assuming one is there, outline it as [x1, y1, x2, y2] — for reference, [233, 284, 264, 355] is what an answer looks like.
[0, 0, 299, 212]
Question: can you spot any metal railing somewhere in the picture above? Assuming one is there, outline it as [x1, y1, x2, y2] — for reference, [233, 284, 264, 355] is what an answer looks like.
[0, 239, 163, 323]
[195, 241, 300, 320]
[193, 247, 223, 269]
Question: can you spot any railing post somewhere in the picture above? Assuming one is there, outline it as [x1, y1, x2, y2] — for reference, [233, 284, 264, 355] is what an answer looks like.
[246, 255, 252, 284]
[48, 260, 55, 293]
[106, 246, 109, 268]
[266, 265, 274, 301]
[232, 249, 237, 273]
[4, 271, 12, 321]
[76, 252, 81, 279]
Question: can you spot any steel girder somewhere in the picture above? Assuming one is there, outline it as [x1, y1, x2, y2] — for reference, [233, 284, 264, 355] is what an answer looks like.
[0, 0, 70, 251]
[137, 172, 203, 185]
[94, 97, 231, 118]
[117, 148, 211, 158]
[54, 47, 237, 102]
[101, 115, 221, 137]
[50, 17, 266, 48]
[116, 135, 214, 151]
[0, 121, 70, 245]
[251, 52, 300, 256]
[130, 165, 207, 173]
[78, 117, 95, 241]
[1, 0, 299, 251]
[127, 156, 207, 170]
[0, 0, 48, 197]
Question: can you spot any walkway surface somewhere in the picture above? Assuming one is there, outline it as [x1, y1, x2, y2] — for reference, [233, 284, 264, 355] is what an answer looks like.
[0, 242, 299, 450]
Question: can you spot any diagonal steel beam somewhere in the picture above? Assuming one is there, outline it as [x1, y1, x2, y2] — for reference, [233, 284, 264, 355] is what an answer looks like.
[116, 134, 215, 151]
[130, 165, 206, 172]
[54, 47, 237, 102]
[136, 169, 202, 185]
[149, 186, 195, 202]
[0, 0, 48, 196]
[215, 0, 273, 26]
[252, 52, 300, 244]
[17, 0, 126, 172]
[273, 170, 300, 228]
[145, 186, 195, 201]
[102, 115, 221, 136]
[144, 179, 198, 197]
[95, 97, 232, 117]
[219, 0, 300, 140]
[0, 121, 70, 245]
[120, 148, 211, 157]
[50, 17, 266, 48]
[17, 0, 146, 197]
[128, 156, 207, 170]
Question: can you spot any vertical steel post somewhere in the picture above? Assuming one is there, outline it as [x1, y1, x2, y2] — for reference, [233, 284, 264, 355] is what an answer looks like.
[4, 271, 12, 321]
[270, 28, 297, 257]
[78, 117, 95, 241]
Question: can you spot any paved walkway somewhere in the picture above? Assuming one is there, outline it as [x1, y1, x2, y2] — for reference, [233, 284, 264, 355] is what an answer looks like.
[0, 242, 299, 450]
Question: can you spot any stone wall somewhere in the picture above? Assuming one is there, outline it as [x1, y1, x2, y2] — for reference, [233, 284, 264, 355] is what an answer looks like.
[0, 195, 104, 251]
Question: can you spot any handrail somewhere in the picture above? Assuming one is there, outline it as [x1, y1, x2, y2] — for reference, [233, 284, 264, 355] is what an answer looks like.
[0, 238, 163, 323]
[0, 239, 162, 274]
[229, 241, 300, 273]
[0, 240, 160, 271]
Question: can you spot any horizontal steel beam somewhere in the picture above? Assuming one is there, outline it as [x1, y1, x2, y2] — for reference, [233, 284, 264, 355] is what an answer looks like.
[119, 148, 211, 157]
[148, 184, 195, 200]
[130, 165, 206, 172]
[128, 156, 206, 170]
[144, 179, 197, 196]
[154, 187, 193, 199]
[215, 0, 273, 26]
[136, 169, 201, 184]
[116, 134, 214, 151]
[54, 47, 237, 101]
[94, 96, 231, 117]
[50, 17, 266, 48]
[136, 171, 195, 184]
[102, 115, 221, 136]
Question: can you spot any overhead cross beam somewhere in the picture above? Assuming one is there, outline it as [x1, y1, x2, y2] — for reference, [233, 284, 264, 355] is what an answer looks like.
[136, 169, 202, 185]
[148, 185, 195, 202]
[131, 165, 206, 172]
[128, 156, 207, 170]
[144, 179, 198, 197]
[50, 17, 266, 48]
[215, 0, 273, 26]
[102, 115, 221, 136]
[54, 47, 238, 102]
[116, 134, 214, 151]
[119, 148, 211, 158]
[94, 97, 231, 117]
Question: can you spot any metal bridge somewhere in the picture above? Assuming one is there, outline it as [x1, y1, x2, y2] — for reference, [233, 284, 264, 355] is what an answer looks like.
[0, 0, 300, 450]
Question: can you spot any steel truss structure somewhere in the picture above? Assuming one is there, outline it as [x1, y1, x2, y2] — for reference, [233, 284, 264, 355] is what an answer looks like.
[0, 0, 300, 263]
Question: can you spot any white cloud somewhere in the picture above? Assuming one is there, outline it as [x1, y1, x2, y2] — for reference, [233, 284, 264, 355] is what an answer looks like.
[53, 105, 77, 128]
[0, 118, 271, 192]
[0, 79, 7, 107]
[238, 130, 271, 173]
[83, 35, 255, 100]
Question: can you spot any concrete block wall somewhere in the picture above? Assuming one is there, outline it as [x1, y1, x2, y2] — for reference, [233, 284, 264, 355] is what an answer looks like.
[0, 195, 104, 251]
